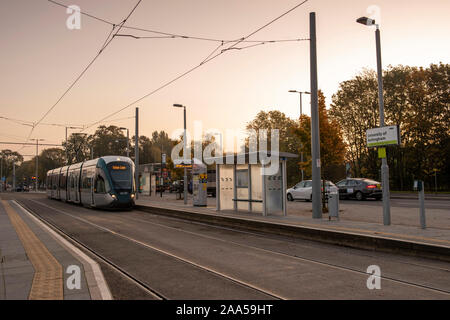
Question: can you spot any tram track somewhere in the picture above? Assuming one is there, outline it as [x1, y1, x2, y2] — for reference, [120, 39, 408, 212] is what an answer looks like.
[13, 195, 450, 299]
[128, 209, 450, 295]
[134, 207, 450, 273]
[16, 198, 282, 300]
[13, 199, 166, 300]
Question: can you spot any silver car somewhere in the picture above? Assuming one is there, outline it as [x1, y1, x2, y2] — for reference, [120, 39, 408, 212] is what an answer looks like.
[287, 180, 338, 202]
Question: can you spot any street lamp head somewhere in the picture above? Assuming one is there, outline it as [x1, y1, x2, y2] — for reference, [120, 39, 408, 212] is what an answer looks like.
[119, 127, 127, 130]
[288, 90, 298, 93]
[356, 17, 376, 26]
[173, 104, 184, 108]
[304, 91, 311, 95]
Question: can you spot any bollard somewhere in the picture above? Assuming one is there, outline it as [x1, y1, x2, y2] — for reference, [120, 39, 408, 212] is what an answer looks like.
[414, 180, 426, 229]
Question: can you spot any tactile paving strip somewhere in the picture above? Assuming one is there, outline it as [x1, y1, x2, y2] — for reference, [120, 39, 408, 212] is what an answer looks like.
[2, 200, 63, 300]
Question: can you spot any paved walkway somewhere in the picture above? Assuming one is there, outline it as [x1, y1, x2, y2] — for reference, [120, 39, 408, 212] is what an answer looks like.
[136, 193, 450, 249]
[0, 199, 110, 300]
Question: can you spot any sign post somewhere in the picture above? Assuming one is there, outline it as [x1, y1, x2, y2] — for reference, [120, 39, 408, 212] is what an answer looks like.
[366, 125, 400, 226]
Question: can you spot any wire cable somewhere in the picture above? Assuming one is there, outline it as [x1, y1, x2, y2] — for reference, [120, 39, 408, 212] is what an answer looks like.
[81, 0, 310, 132]
[47, 0, 308, 44]
[18, 0, 143, 153]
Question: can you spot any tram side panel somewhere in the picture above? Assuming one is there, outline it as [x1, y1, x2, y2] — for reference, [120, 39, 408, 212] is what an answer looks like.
[80, 165, 96, 207]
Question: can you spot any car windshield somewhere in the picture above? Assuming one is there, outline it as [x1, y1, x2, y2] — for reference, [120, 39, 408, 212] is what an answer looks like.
[107, 162, 132, 190]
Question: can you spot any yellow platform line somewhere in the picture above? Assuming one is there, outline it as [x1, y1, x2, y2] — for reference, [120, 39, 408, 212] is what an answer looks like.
[2, 200, 63, 300]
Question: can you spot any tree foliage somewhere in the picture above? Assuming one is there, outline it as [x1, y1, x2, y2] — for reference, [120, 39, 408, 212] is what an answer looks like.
[329, 63, 450, 190]
[293, 91, 347, 182]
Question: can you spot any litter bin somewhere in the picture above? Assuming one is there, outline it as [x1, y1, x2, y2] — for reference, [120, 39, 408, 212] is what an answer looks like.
[328, 191, 339, 220]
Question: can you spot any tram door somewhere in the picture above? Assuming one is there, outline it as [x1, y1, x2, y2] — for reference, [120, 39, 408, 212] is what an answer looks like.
[90, 177, 95, 206]
[75, 174, 79, 202]
[67, 176, 71, 201]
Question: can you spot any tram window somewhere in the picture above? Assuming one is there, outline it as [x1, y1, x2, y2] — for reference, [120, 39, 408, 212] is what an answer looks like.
[95, 176, 106, 194]
[107, 162, 132, 189]
[82, 177, 92, 189]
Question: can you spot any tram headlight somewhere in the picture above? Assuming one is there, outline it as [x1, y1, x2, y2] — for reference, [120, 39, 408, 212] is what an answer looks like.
[111, 194, 117, 200]
[131, 194, 135, 199]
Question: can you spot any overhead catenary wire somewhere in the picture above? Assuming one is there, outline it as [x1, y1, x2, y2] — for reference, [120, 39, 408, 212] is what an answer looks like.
[81, 0, 310, 132]
[17, 0, 143, 154]
[47, 0, 308, 44]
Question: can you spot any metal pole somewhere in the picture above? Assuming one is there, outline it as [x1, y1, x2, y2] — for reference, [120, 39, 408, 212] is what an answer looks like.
[282, 160, 287, 216]
[310, 12, 322, 219]
[434, 170, 437, 193]
[419, 181, 426, 229]
[65, 127, 68, 165]
[183, 106, 188, 205]
[160, 149, 163, 198]
[299, 92, 304, 182]
[13, 161, 15, 191]
[36, 140, 39, 192]
[135, 107, 139, 199]
[215, 164, 220, 211]
[127, 129, 130, 158]
[299, 92, 303, 116]
[0, 153, 3, 192]
[375, 26, 391, 225]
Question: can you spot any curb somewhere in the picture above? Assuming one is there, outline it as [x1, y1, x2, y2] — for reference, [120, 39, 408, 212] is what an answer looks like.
[391, 195, 450, 201]
[135, 205, 450, 263]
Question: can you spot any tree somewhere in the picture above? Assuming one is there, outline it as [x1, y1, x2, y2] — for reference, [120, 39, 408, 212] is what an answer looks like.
[63, 133, 90, 164]
[38, 148, 65, 180]
[90, 125, 128, 158]
[1, 149, 24, 183]
[330, 63, 450, 190]
[246, 110, 303, 186]
[293, 91, 347, 182]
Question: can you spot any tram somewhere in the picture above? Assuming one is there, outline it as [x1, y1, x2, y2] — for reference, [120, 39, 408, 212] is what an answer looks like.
[46, 156, 135, 208]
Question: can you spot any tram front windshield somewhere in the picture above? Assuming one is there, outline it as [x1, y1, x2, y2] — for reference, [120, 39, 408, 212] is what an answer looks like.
[107, 162, 132, 190]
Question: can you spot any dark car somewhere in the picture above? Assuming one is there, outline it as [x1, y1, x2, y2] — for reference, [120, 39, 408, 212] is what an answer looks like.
[16, 185, 29, 192]
[336, 178, 382, 201]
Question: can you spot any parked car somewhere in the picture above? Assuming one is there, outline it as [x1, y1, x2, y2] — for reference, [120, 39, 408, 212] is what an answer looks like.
[335, 178, 382, 200]
[16, 185, 29, 192]
[287, 180, 338, 202]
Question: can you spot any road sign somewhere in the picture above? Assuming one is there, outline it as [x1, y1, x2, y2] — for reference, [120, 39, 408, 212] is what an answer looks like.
[378, 147, 386, 159]
[162, 153, 166, 164]
[366, 125, 400, 148]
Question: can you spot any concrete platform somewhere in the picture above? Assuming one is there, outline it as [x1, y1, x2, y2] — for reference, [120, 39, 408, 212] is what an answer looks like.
[0, 199, 111, 300]
[136, 194, 450, 262]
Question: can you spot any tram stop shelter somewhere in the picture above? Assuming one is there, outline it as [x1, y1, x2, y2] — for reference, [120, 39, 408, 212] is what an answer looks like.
[211, 152, 298, 216]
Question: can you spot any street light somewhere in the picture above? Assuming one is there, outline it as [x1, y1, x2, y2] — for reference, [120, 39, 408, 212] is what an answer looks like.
[173, 103, 188, 205]
[288, 90, 311, 116]
[356, 16, 391, 225]
[30, 138, 45, 192]
[119, 127, 130, 158]
[289, 90, 311, 182]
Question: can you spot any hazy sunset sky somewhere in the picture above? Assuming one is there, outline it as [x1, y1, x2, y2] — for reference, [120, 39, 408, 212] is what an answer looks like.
[1, 0, 449, 159]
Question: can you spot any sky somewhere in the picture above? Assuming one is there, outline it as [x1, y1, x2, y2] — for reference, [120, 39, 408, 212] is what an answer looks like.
[1, 0, 449, 159]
